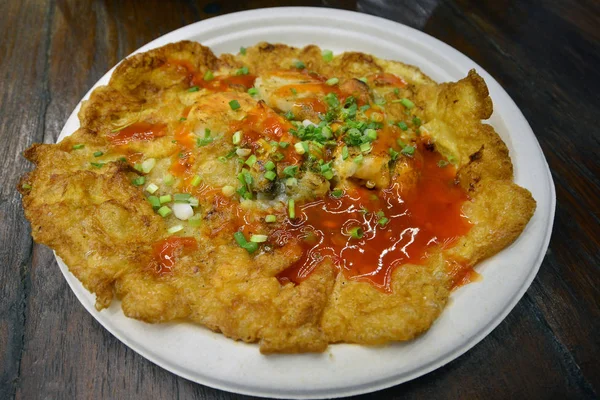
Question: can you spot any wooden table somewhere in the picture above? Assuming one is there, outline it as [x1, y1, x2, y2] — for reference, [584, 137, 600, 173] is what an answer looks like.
[2, 0, 598, 398]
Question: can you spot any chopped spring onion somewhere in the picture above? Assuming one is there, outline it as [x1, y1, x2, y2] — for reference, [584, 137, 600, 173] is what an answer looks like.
[141, 158, 156, 173]
[284, 111, 294, 120]
[167, 225, 184, 234]
[283, 165, 298, 177]
[322, 49, 333, 62]
[322, 170, 334, 180]
[163, 174, 175, 186]
[145, 183, 159, 194]
[188, 214, 202, 227]
[294, 142, 306, 154]
[342, 145, 349, 160]
[271, 152, 284, 161]
[264, 161, 276, 171]
[235, 66, 249, 75]
[264, 170, 276, 181]
[290, 88, 297, 95]
[365, 128, 378, 141]
[188, 197, 199, 207]
[233, 232, 259, 254]
[179, 117, 187, 122]
[173, 193, 191, 202]
[412, 116, 421, 126]
[396, 98, 415, 109]
[72, 144, 84, 150]
[293, 60, 305, 69]
[288, 199, 295, 219]
[348, 226, 364, 239]
[157, 206, 172, 217]
[378, 216, 389, 226]
[232, 130, 242, 145]
[389, 148, 399, 161]
[173, 203, 194, 220]
[265, 215, 277, 223]
[236, 148, 252, 157]
[203, 70, 214, 81]
[132, 176, 145, 186]
[358, 77, 368, 83]
[93, 151, 103, 157]
[353, 154, 364, 164]
[159, 195, 172, 204]
[326, 77, 339, 86]
[250, 234, 268, 243]
[360, 143, 372, 153]
[240, 46, 247, 55]
[245, 154, 257, 167]
[90, 162, 104, 168]
[229, 100, 241, 110]
[222, 185, 235, 197]
[331, 189, 343, 198]
[397, 121, 408, 130]
[147, 195, 160, 208]
[188, 86, 199, 92]
[22, 183, 32, 190]
[248, 87, 258, 96]
[401, 145, 416, 156]
[286, 177, 298, 187]
[437, 160, 449, 168]
[279, 141, 289, 148]
[190, 175, 202, 186]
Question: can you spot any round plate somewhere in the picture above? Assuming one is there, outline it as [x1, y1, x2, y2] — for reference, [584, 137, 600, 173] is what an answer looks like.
[56, 7, 555, 399]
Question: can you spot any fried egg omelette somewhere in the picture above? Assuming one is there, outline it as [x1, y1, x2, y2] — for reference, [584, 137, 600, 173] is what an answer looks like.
[19, 41, 536, 353]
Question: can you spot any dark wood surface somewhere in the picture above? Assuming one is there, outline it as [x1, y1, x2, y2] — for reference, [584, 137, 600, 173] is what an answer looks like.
[1, 0, 598, 398]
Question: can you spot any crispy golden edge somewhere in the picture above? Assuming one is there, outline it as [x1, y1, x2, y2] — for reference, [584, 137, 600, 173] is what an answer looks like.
[19, 41, 536, 352]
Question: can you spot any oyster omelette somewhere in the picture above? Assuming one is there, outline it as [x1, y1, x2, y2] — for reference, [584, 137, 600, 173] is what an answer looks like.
[19, 41, 535, 353]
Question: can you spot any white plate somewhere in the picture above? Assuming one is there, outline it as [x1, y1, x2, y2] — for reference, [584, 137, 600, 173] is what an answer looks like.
[55, 7, 555, 399]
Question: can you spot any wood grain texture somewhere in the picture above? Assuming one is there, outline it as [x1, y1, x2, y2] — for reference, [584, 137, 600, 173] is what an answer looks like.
[1, 0, 598, 399]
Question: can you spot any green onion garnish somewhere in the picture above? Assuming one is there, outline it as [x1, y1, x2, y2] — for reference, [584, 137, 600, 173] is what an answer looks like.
[233, 232, 259, 254]
[188, 197, 199, 207]
[389, 148, 399, 161]
[322, 170, 334, 180]
[290, 88, 297, 95]
[245, 154, 257, 167]
[365, 128, 377, 141]
[360, 143, 371, 153]
[250, 234, 268, 243]
[163, 174, 175, 186]
[141, 158, 156, 173]
[342, 145, 349, 160]
[90, 162, 104, 168]
[240, 46, 247, 55]
[358, 77, 368, 83]
[412, 116, 421, 126]
[359, 105, 370, 112]
[284, 110, 294, 120]
[235, 66, 249, 76]
[322, 49, 333, 62]
[179, 117, 187, 122]
[229, 100, 241, 110]
[145, 183, 159, 194]
[293, 60, 305, 69]
[331, 189, 343, 198]
[401, 145, 416, 156]
[93, 151, 104, 157]
[271, 152, 284, 161]
[398, 121, 408, 130]
[190, 175, 202, 186]
[288, 198, 295, 219]
[265, 215, 276, 223]
[22, 183, 32, 190]
[283, 165, 298, 177]
[188, 86, 199, 92]
[264, 161, 276, 171]
[348, 226, 364, 239]
[221, 185, 235, 197]
[286, 177, 297, 187]
[397, 98, 414, 109]
[326, 77, 339, 86]
[147, 195, 160, 208]
[294, 142, 306, 154]
[248, 87, 258, 96]
[72, 144, 84, 150]
[437, 160, 449, 168]
[279, 141, 289, 148]
[159, 195, 172, 204]
[204, 70, 214, 81]
[167, 225, 183, 234]
[174, 193, 191, 202]
[188, 214, 202, 227]
[378, 217, 389, 226]
[157, 206, 172, 217]
[232, 131, 242, 145]
[132, 176, 145, 186]
[264, 170, 276, 181]
[353, 154, 364, 164]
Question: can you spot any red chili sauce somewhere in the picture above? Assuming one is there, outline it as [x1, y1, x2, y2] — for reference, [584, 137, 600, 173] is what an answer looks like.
[276, 145, 472, 292]
[107, 122, 166, 145]
[151, 237, 198, 274]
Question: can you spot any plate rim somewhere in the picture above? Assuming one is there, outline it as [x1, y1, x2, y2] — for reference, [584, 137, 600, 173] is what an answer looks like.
[54, 7, 556, 398]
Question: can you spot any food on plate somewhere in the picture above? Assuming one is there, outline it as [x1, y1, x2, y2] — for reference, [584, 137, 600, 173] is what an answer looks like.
[19, 41, 536, 353]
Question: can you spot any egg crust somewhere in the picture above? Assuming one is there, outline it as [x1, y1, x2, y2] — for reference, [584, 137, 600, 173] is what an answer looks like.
[19, 41, 535, 353]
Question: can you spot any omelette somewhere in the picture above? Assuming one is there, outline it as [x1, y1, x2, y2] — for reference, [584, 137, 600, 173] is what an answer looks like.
[18, 41, 536, 353]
